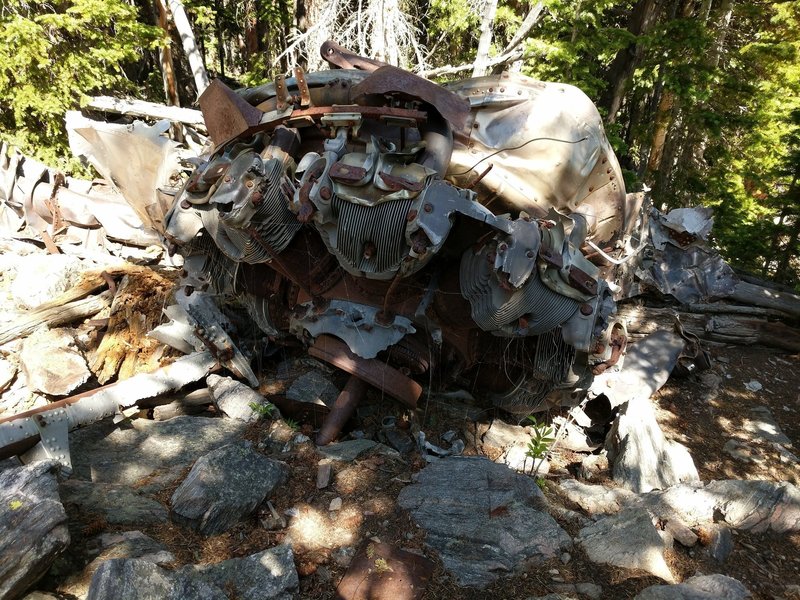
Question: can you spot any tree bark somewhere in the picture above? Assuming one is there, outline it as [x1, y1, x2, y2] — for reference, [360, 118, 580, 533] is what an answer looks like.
[166, 0, 210, 96]
[600, 0, 660, 123]
[472, 0, 499, 77]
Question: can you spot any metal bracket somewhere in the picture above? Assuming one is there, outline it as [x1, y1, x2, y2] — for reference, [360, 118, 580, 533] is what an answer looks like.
[293, 67, 312, 107]
[21, 407, 72, 472]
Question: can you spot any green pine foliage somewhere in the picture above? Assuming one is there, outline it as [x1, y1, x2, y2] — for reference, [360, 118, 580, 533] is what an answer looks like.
[0, 0, 797, 284]
[0, 0, 162, 168]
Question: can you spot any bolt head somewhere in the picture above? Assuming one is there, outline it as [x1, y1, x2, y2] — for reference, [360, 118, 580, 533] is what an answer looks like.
[424, 203, 433, 213]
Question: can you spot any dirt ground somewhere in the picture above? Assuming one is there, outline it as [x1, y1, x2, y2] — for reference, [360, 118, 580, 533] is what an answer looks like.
[50, 341, 800, 600]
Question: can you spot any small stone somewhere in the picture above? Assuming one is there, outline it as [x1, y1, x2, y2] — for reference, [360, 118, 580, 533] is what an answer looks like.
[332, 546, 355, 568]
[286, 370, 339, 407]
[329, 497, 342, 511]
[207, 374, 270, 422]
[316, 461, 332, 489]
[318, 439, 378, 462]
[578, 454, 609, 481]
[560, 552, 571, 565]
[724, 439, 762, 464]
[744, 380, 763, 392]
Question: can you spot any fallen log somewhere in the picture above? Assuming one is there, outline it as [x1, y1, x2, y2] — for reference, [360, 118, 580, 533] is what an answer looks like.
[151, 388, 214, 420]
[85, 96, 206, 130]
[618, 304, 800, 352]
[728, 281, 800, 319]
[0, 292, 112, 346]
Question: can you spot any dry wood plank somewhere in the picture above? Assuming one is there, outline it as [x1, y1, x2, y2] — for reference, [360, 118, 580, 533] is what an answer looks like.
[729, 281, 800, 319]
[617, 304, 800, 352]
[0, 292, 112, 346]
[85, 96, 206, 130]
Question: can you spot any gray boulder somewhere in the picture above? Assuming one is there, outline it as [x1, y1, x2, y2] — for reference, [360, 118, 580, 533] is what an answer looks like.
[59, 480, 167, 525]
[207, 374, 271, 422]
[606, 393, 699, 493]
[86, 559, 226, 600]
[398, 457, 572, 588]
[59, 531, 175, 599]
[634, 574, 751, 599]
[69, 416, 246, 490]
[180, 544, 299, 600]
[0, 461, 70, 600]
[171, 442, 287, 535]
[560, 478, 800, 535]
[577, 507, 675, 582]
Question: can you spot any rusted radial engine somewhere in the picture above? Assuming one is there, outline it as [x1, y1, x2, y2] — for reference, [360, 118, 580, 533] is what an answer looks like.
[164, 42, 635, 443]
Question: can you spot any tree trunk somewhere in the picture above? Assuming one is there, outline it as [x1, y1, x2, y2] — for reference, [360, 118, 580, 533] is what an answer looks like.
[600, 0, 660, 123]
[472, 0, 499, 77]
[155, 0, 181, 107]
[166, 0, 210, 96]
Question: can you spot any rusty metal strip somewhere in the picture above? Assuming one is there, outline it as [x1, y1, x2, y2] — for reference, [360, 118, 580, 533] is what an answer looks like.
[352, 65, 470, 130]
[275, 74, 288, 111]
[309, 335, 422, 408]
[293, 67, 312, 107]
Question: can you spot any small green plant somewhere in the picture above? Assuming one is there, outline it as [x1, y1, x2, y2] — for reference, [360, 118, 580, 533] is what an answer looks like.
[535, 477, 547, 490]
[284, 417, 299, 431]
[248, 401, 275, 418]
[525, 415, 555, 461]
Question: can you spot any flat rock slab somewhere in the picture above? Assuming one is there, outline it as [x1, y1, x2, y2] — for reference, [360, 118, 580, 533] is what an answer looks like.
[0, 461, 70, 600]
[607, 392, 699, 493]
[180, 544, 299, 600]
[207, 374, 269, 422]
[744, 406, 792, 446]
[634, 574, 751, 599]
[560, 478, 800, 535]
[318, 439, 379, 461]
[59, 531, 175, 598]
[69, 416, 246, 488]
[86, 558, 227, 600]
[21, 327, 91, 396]
[398, 456, 572, 588]
[577, 507, 675, 582]
[60, 480, 168, 525]
[170, 442, 287, 535]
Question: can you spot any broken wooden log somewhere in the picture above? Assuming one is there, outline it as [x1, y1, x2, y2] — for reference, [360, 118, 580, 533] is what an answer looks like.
[0, 292, 112, 346]
[84, 96, 206, 130]
[151, 388, 213, 420]
[618, 304, 800, 352]
[728, 281, 800, 320]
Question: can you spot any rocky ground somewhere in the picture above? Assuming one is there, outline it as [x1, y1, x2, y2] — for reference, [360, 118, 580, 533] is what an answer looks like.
[1, 253, 799, 600]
